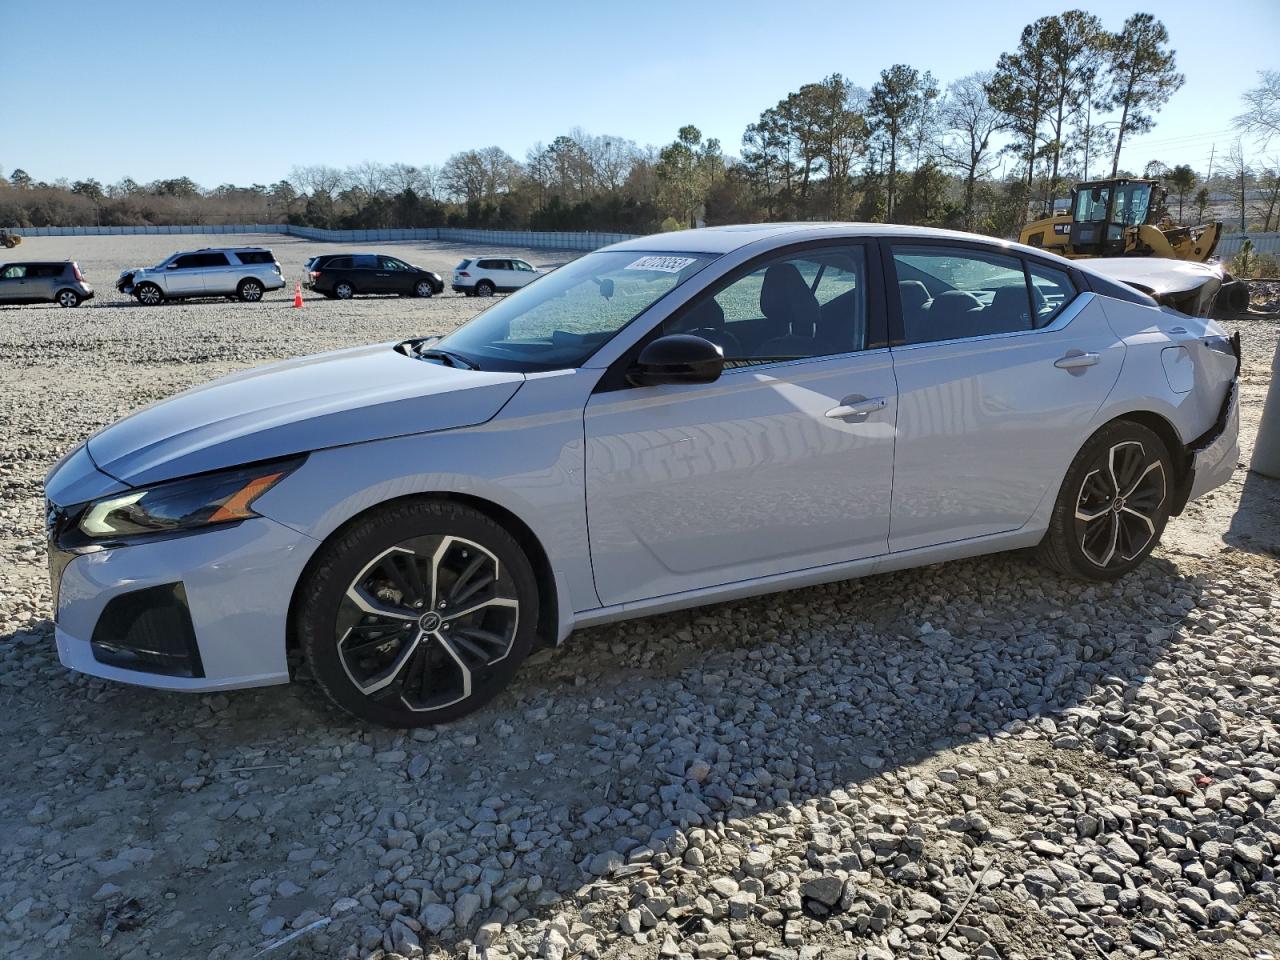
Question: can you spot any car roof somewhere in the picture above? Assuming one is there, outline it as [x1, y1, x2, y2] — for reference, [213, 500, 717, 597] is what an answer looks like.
[603, 222, 1083, 262]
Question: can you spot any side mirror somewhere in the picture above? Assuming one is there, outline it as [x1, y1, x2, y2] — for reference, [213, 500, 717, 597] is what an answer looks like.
[626, 334, 724, 387]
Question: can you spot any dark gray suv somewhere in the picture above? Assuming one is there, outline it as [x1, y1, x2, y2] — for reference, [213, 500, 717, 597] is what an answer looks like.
[0, 261, 94, 307]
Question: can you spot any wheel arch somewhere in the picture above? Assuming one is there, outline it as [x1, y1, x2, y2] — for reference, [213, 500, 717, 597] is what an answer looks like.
[285, 491, 562, 655]
[1094, 408, 1192, 514]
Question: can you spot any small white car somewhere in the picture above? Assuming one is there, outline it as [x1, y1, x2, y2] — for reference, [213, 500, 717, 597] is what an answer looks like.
[452, 257, 541, 296]
[46, 224, 1239, 727]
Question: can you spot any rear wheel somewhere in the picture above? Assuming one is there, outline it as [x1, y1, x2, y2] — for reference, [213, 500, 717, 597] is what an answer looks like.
[297, 500, 539, 727]
[1038, 420, 1173, 580]
[335, 281, 355, 300]
[475, 280, 494, 297]
[56, 289, 80, 308]
[135, 283, 163, 306]
[414, 279, 434, 298]
[237, 278, 264, 302]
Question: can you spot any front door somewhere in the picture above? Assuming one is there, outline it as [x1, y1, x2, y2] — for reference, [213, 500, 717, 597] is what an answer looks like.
[885, 242, 1123, 551]
[585, 242, 897, 606]
[0, 263, 30, 302]
[163, 253, 212, 295]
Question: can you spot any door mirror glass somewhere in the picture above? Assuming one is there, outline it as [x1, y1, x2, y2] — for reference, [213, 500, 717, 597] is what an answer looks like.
[627, 334, 724, 387]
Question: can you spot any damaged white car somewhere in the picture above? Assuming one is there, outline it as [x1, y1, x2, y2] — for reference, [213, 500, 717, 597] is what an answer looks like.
[46, 224, 1240, 725]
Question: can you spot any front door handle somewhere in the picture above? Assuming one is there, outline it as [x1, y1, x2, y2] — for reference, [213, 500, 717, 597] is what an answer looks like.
[1055, 350, 1100, 370]
[825, 395, 887, 419]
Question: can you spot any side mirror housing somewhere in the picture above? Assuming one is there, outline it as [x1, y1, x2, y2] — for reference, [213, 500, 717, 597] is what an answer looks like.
[626, 334, 724, 387]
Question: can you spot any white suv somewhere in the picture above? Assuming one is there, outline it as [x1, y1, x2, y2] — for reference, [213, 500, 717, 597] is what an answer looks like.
[451, 257, 540, 297]
[117, 248, 286, 304]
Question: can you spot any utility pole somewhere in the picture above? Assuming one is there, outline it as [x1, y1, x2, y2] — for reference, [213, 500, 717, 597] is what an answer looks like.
[1206, 143, 1215, 180]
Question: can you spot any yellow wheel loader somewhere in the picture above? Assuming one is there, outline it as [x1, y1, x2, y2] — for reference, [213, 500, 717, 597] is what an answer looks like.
[0, 229, 21, 249]
[1020, 178, 1221, 263]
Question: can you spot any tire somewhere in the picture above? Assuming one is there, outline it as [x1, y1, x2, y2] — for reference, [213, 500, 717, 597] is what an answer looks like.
[334, 281, 355, 300]
[237, 278, 264, 303]
[413, 279, 434, 298]
[56, 289, 80, 308]
[475, 280, 494, 297]
[1037, 420, 1174, 580]
[135, 283, 163, 306]
[296, 499, 540, 727]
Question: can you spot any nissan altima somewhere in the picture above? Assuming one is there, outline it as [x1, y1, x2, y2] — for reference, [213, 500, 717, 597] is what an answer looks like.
[44, 224, 1240, 726]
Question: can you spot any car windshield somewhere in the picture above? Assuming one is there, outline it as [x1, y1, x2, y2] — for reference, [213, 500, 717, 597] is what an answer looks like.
[435, 250, 717, 372]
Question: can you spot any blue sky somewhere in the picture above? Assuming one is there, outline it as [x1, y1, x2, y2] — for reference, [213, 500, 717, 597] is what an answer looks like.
[3, 0, 1277, 187]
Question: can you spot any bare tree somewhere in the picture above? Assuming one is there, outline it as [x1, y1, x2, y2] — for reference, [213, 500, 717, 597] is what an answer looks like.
[939, 72, 1004, 230]
[1234, 70, 1280, 149]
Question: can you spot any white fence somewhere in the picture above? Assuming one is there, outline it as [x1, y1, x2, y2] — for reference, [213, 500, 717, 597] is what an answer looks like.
[5, 223, 636, 252]
[1217, 232, 1280, 260]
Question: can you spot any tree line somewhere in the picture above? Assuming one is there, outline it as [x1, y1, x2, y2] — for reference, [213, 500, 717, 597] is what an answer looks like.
[3, 14, 1278, 238]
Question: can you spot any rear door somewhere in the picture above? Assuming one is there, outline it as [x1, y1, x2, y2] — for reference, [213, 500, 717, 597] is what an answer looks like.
[350, 254, 380, 293]
[885, 241, 1123, 551]
[25, 263, 60, 300]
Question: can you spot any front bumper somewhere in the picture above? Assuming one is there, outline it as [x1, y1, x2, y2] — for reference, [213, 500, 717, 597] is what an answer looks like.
[52, 515, 316, 692]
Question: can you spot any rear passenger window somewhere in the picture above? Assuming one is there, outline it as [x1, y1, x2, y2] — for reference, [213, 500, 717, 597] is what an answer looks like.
[352, 255, 378, 269]
[174, 253, 230, 269]
[1027, 262, 1077, 327]
[891, 246, 1032, 345]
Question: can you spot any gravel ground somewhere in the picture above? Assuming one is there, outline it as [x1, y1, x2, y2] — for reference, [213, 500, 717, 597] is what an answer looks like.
[1, 234, 1279, 960]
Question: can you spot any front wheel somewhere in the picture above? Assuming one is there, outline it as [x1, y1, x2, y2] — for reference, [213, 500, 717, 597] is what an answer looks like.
[135, 283, 163, 306]
[1038, 420, 1173, 580]
[296, 500, 540, 727]
[414, 280, 434, 298]
[56, 289, 81, 308]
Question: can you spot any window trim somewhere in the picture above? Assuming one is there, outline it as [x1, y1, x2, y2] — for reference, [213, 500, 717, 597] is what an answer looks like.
[881, 237, 1085, 348]
[595, 238, 886, 394]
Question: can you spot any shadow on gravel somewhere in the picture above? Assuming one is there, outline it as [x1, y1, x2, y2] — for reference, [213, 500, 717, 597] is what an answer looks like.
[1, 548, 1204, 955]
[2, 552, 1198, 957]
[1227, 468, 1280, 558]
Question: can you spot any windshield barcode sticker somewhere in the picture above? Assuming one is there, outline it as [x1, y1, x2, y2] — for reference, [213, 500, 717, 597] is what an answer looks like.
[624, 256, 697, 273]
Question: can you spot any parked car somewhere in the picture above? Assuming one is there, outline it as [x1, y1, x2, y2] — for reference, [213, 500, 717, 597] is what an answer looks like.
[452, 257, 541, 296]
[116, 248, 285, 304]
[306, 253, 443, 299]
[46, 224, 1239, 727]
[0, 260, 93, 307]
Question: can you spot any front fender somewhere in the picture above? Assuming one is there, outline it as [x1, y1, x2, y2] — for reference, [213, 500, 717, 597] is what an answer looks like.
[251, 369, 601, 636]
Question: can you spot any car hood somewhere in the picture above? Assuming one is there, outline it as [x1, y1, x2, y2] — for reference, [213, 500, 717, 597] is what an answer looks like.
[86, 343, 525, 487]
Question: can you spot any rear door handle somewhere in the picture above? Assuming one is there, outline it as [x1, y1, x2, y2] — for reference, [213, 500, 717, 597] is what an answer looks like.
[825, 395, 887, 419]
[1055, 350, 1100, 370]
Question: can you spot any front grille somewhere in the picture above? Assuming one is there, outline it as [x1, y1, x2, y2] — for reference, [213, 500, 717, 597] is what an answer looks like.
[91, 583, 205, 678]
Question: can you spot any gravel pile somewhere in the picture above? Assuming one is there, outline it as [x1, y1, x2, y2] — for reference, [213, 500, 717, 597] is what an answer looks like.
[0, 235, 1278, 959]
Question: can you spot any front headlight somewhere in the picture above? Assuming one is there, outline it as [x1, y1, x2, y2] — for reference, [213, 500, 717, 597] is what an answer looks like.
[74, 457, 302, 542]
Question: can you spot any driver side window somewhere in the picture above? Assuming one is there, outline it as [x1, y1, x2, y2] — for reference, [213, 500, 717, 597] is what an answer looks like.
[663, 246, 868, 364]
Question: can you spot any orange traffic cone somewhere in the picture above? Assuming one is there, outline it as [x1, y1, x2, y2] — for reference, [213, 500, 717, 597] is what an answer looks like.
[293, 282, 303, 308]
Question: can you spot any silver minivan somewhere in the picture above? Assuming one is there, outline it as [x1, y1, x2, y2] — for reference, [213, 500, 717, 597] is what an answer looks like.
[116, 247, 286, 304]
